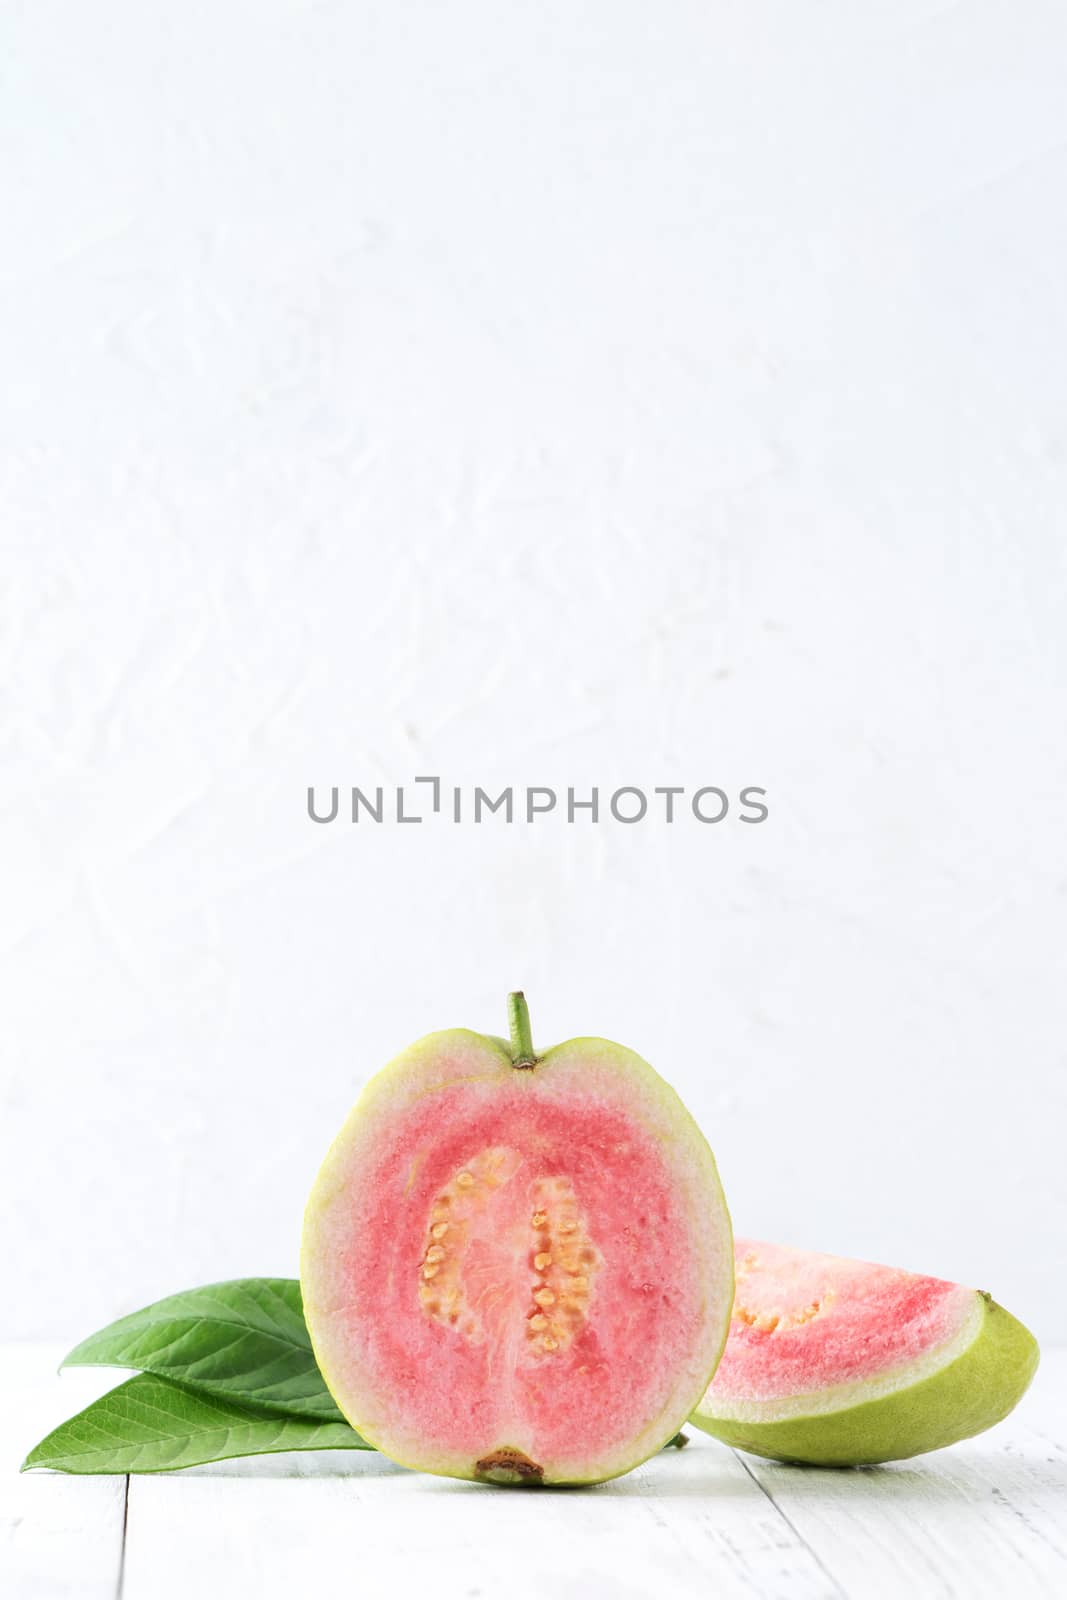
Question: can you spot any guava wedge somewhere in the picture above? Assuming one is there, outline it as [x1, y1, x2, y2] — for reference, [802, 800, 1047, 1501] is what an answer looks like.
[301, 994, 733, 1485]
[690, 1237, 1039, 1465]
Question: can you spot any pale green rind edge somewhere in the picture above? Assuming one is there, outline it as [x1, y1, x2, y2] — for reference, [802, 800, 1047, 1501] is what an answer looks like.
[689, 1296, 1039, 1466]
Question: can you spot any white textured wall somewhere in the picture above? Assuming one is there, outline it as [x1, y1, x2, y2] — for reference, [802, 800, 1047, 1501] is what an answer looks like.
[4, 1, 1067, 1341]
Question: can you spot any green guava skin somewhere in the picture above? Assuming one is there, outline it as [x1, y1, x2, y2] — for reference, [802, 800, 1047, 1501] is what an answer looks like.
[690, 1295, 1039, 1466]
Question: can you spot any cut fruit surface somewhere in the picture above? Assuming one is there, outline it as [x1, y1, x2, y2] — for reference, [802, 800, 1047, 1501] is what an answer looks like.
[691, 1237, 1039, 1465]
[301, 995, 733, 1485]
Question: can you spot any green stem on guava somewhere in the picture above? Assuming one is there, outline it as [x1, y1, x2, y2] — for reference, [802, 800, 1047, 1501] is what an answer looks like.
[508, 991, 537, 1067]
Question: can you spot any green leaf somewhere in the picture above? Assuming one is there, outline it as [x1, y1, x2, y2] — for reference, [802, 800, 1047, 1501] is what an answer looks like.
[22, 1373, 372, 1474]
[62, 1278, 344, 1421]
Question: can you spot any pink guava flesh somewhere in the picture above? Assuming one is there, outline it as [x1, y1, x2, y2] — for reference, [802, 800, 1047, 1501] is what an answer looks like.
[302, 1028, 732, 1484]
[715, 1238, 975, 1403]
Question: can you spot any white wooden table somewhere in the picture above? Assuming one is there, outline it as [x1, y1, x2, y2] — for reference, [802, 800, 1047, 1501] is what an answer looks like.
[4, 1344, 1065, 1599]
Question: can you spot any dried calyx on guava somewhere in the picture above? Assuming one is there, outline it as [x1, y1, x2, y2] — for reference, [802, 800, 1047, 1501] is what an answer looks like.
[300, 993, 733, 1486]
[690, 1237, 1039, 1465]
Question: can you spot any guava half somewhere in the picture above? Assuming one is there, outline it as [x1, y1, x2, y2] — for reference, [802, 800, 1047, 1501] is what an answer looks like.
[690, 1237, 1039, 1465]
[301, 994, 733, 1485]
